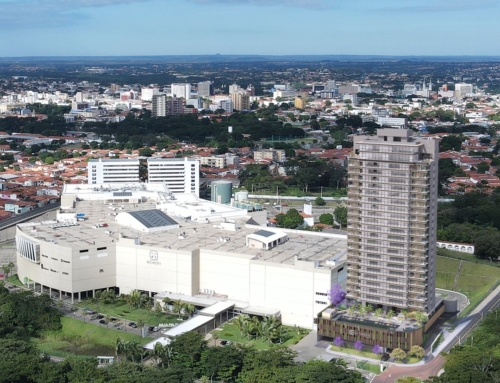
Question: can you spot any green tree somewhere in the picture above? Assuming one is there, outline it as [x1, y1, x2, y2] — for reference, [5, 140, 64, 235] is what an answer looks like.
[475, 233, 500, 259]
[319, 213, 334, 225]
[391, 348, 406, 362]
[408, 345, 425, 359]
[276, 208, 304, 229]
[477, 161, 490, 174]
[315, 196, 326, 206]
[334, 206, 347, 228]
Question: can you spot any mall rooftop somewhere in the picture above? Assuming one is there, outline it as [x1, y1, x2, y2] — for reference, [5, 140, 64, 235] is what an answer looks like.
[19, 183, 347, 267]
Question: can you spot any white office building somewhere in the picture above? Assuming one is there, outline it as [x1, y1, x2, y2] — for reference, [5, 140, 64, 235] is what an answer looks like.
[88, 159, 140, 184]
[147, 158, 199, 196]
[171, 83, 191, 100]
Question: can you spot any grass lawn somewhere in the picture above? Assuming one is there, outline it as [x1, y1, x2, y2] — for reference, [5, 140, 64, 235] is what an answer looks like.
[329, 345, 421, 365]
[218, 323, 309, 350]
[6, 274, 24, 287]
[436, 257, 460, 291]
[329, 345, 383, 360]
[75, 300, 181, 327]
[356, 361, 380, 374]
[34, 316, 148, 359]
[395, 377, 422, 383]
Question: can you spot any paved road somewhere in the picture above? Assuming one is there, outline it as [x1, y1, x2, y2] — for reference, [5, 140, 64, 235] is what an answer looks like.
[0, 202, 60, 231]
[373, 355, 445, 383]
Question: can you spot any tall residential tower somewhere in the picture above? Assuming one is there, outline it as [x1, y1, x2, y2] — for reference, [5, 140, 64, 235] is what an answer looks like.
[346, 128, 438, 314]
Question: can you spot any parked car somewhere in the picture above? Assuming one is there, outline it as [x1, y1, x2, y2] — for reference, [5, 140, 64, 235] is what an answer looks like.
[99, 319, 106, 324]
[152, 326, 160, 332]
[110, 317, 118, 322]
[129, 322, 137, 328]
[96, 314, 104, 320]
[148, 326, 155, 332]
[220, 340, 232, 346]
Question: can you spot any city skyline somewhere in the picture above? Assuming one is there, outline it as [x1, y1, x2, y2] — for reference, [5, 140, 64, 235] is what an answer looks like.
[0, 0, 499, 57]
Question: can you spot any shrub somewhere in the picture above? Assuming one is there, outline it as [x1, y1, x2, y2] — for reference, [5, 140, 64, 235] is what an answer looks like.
[333, 336, 344, 347]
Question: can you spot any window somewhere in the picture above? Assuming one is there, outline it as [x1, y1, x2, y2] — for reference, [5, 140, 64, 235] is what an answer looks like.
[79, 249, 89, 253]
[97, 247, 107, 251]
[99, 269, 104, 273]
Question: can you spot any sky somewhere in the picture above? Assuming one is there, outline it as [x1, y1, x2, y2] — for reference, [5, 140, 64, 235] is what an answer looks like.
[0, 0, 499, 57]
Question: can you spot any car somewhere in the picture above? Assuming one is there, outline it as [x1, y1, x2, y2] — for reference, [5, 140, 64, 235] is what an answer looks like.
[152, 326, 160, 332]
[129, 322, 137, 328]
[110, 317, 118, 322]
[102, 223, 108, 227]
[96, 314, 104, 320]
[99, 319, 106, 324]
[282, 203, 288, 206]
[86, 310, 96, 315]
[220, 340, 228, 345]
[148, 326, 155, 332]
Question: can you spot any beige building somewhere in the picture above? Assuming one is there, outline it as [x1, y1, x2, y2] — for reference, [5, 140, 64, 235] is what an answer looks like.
[231, 91, 250, 111]
[199, 155, 227, 168]
[253, 149, 286, 163]
[294, 97, 306, 109]
[346, 128, 439, 315]
[16, 184, 347, 329]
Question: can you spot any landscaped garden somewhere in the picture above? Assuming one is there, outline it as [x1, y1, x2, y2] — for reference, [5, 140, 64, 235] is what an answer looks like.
[34, 316, 148, 359]
[329, 340, 423, 364]
[216, 314, 310, 350]
[75, 290, 197, 327]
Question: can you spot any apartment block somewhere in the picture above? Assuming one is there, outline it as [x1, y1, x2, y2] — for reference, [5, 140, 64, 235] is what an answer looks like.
[346, 128, 438, 314]
[88, 159, 140, 184]
[147, 157, 199, 196]
[199, 155, 227, 168]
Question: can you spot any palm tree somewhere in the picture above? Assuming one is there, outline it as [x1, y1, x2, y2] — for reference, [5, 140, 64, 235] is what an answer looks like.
[127, 341, 142, 362]
[275, 325, 288, 344]
[162, 297, 172, 313]
[115, 338, 126, 360]
[233, 315, 248, 341]
[129, 290, 141, 310]
[211, 330, 221, 346]
[262, 315, 280, 331]
[152, 342, 164, 365]
[82, 308, 88, 322]
[172, 299, 185, 320]
[137, 319, 145, 329]
[184, 303, 196, 318]
[139, 293, 150, 310]
[94, 290, 102, 306]
[154, 302, 163, 317]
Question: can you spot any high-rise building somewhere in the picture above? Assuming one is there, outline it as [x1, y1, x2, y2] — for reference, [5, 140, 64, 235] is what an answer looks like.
[152, 94, 167, 117]
[218, 99, 233, 113]
[346, 128, 438, 315]
[147, 158, 199, 196]
[171, 83, 191, 99]
[166, 97, 184, 115]
[88, 159, 140, 184]
[231, 91, 250, 111]
[197, 81, 214, 97]
[229, 83, 242, 94]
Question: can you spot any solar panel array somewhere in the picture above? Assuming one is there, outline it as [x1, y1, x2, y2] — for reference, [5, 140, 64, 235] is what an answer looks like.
[113, 192, 133, 197]
[253, 230, 275, 238]
[128, 209, 178, 228]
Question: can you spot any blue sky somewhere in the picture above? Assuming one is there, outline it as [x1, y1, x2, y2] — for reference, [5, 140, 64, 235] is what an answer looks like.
[0, 0, 498, 57]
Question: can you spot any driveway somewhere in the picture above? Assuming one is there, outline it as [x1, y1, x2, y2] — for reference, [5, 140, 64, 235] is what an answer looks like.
[372, 355, 445, 383]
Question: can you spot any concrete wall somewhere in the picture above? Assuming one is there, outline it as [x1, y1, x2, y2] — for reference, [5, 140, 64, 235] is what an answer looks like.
[16, 228, 116, 293]
[116, 238, 198, 296]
